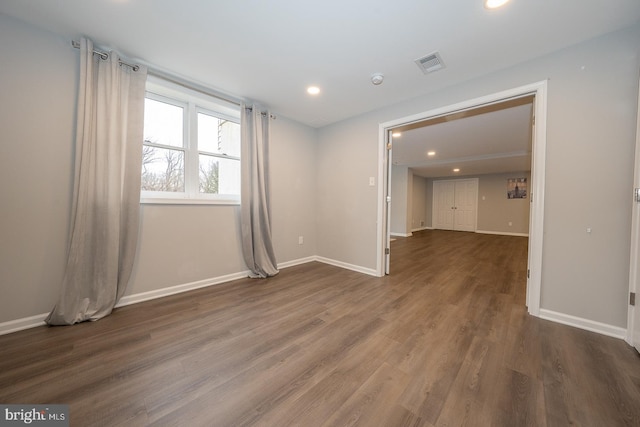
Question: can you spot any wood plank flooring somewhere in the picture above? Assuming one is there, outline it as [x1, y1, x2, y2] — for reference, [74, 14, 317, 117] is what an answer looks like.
[1, 230, 640, 426]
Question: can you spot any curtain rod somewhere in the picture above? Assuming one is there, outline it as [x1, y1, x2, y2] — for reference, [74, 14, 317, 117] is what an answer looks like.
[71, 40, 274, 119]
[246, 107, 277, 120]
[147, 68, 242, 107]
[149, 70, 275, 119]
[71, 40, 140, 71]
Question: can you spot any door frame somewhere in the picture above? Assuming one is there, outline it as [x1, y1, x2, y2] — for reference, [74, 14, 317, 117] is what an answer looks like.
[626, 73, 640, 350]
[376, 80, 548, 317]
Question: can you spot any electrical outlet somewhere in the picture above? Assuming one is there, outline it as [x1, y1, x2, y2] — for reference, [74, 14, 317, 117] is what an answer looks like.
[298, 236, 304, 245]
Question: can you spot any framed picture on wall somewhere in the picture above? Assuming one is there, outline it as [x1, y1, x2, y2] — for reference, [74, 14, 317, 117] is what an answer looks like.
[507, 178, 527, 199]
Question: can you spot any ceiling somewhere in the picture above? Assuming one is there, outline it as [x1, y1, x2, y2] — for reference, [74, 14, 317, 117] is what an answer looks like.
[392, 96, 534, 178]
[1, 0, 639, 129]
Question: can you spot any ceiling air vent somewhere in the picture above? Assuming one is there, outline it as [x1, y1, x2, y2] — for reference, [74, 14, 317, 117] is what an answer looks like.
[415, 52, 445, 74]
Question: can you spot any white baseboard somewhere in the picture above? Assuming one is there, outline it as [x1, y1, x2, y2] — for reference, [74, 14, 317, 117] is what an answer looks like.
[0, 255, 380, 336]
[315, 256, 378, 277]
[277, 256, 317, 269]
[539, 308, 627, 340]
[0, 313, 48, 336]
[0, 271, 254, 336]
[411, 227, 432, 232]
[116, 270, 251, 308]
[390, 232, 413, 237]
[476, 230, 529, 237]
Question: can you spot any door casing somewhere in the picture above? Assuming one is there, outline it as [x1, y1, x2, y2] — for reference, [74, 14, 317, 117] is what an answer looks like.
[626, 73, 640, 351]
[376, 80, 547, 317]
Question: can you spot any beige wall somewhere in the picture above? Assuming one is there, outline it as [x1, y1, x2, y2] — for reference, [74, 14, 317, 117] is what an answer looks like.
[270, 117, 318, 263]
[411, 175, 428, 231]
[477, 172, 531, 235]
[316, 24, 640, 328]
[0, 17, 76, 324]
[316, 115, 379, 270]
[390, 165, 410, 235]
[0, 15, 319, 323]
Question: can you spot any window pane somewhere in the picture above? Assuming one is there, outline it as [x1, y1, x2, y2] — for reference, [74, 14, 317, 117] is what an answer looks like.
[144, 98, 184, 147]
[142, 146, 185, 192]
[199, 155, 240, 194]
[198, 112, 240, 157]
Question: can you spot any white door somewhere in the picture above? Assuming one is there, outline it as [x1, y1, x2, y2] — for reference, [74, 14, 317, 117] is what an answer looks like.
[627, 74, 640, 352]
[433, 181, 455, 230]
[454, 179, 478, 232]
[433, 178, 478, 232]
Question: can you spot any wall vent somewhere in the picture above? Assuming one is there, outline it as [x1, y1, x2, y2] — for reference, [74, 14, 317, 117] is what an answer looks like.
[415, 52, 445, 74]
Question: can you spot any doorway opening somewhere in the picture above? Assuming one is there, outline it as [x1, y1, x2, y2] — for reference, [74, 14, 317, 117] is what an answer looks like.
[376, 81, 548, 317]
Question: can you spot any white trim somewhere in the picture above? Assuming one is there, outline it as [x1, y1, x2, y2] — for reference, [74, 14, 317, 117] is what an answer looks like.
[411, 227, 432, 232]
[377, 81, 548, 319]
[277, 256, 317, 269]
[376, 127, 387, 277]
[315, 256, 378, 277]
[539, 309, 627, 340]
[115, 271, 250, 308]
[526, 81, 547, 317]
[140, 197, 240, 205]
[476, 230, 529, 237]
[626, 72, 640, 348]
[0, 313, 48, 336]
[390, 232, 413, 237]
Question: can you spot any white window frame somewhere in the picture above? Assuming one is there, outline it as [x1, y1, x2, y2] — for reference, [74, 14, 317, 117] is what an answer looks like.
[141, 76, 241, 205]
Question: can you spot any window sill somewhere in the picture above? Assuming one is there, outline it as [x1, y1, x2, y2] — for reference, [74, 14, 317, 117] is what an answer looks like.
[140, 197, 240, 206]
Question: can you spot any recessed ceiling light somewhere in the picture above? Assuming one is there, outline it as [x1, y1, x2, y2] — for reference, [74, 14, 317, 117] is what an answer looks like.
[392, 132, 401, 138]
[307, 86, 320, 95]
[485, 0, 510, 9]
[427, 151, 436, 156]
[453, 168, 460, 172]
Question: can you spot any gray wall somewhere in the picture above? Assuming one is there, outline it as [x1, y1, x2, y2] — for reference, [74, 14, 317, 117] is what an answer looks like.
[392, 171, 428, 234]
[411, 174, 428, 231]
[0, 15, 318, 323]
[316, 115, 380, 269]
[316, 24, 640, 328]
[0, 16, 77, 324]
[477, 172, 531, 235]
[390, 165, 410, 235]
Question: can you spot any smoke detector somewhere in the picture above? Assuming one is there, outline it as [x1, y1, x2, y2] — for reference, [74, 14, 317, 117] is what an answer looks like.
[415, 52, 445, 74]
[371, 73, 384, 85]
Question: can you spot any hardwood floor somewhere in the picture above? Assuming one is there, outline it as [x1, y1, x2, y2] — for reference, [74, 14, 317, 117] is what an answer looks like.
[1, 230, 639, 426]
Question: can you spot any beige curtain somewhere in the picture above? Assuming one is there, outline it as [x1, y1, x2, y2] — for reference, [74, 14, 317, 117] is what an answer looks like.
[46, 38, 147, 325]
[240, 105, 279, 278]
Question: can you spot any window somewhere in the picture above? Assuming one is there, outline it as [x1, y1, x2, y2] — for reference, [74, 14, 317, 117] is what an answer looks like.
[141, 77, 241, 204]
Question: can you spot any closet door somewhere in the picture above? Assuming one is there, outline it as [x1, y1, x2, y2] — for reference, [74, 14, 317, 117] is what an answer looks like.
[432, 178, 478, 232]
[454, 179, 478, 232]
[433, 180, 455, 230]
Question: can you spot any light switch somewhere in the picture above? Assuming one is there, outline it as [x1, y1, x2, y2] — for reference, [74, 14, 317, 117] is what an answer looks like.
[369, 177, 375, 186]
